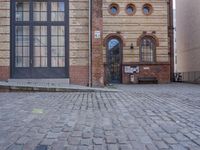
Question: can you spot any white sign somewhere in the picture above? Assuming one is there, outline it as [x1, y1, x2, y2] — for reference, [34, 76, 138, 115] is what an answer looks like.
[125, 66, 132, 73]
[143, 67, 150, 70]
[94, 31, 101, 39]
[124, 66, 139, 74]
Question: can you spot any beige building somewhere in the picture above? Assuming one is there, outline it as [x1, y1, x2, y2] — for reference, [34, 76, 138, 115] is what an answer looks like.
[176, 0, 200, 83]
[0, 0, 173, 86]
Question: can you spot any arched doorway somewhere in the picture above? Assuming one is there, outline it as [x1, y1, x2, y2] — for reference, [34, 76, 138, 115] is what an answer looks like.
[107, 38, 122, 83]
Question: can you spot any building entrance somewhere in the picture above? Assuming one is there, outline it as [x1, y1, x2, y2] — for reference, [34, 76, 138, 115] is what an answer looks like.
[107, 38, 122, 83]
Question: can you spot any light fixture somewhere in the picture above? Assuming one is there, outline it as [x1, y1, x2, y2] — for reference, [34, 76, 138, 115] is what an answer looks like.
[130, 43, 134, 49]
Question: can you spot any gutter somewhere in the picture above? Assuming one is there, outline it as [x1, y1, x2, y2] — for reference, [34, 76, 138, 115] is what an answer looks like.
[168, 0, 174, 81]
[88, 0, 92, 87]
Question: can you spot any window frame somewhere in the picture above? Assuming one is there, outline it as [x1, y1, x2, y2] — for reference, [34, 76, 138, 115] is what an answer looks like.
[11, 0, 69, 78]
[142, 3, 153, 16]
[139, 36, 156, 63]
[108, 3, 120, 16]
[125, 3, 136, 16]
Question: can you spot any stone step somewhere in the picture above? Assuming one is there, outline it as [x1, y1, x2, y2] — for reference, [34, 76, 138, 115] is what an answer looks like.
[8, 79, 70, 85]
[0, 81, 119, 92]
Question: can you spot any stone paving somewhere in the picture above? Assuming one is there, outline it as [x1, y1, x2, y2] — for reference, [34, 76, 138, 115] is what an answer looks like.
[0, 83, 200, 150]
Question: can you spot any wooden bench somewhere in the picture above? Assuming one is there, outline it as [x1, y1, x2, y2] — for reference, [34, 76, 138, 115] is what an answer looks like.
[138, 77, 158, 84]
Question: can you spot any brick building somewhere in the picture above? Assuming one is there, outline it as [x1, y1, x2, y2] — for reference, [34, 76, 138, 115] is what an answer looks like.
[176, 0, 200, 83]
[0, 0, 174, 86]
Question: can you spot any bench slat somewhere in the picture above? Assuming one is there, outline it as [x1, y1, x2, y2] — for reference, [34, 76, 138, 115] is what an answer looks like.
[138, 77, 158, 84]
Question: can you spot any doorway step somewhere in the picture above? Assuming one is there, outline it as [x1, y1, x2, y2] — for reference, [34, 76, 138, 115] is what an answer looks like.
[8, 79, 70, 85]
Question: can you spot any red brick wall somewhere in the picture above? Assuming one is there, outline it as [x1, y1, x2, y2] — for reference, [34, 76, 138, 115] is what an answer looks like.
[122, 64, 170, 84]
[69, 66, 89, 86]
[91, 0, 104, 87]
[0, 66, 9, 80]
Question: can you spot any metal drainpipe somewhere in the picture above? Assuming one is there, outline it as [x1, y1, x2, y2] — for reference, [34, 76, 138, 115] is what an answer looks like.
[88, 0, 92, 87]
[169, 0, 174, 82]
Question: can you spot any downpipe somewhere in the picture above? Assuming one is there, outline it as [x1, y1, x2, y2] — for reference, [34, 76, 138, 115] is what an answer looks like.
[88, 0, 92, 87]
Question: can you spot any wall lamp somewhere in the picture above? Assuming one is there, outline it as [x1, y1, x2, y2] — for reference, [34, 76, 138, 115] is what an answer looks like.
[130, 43, 134, 49]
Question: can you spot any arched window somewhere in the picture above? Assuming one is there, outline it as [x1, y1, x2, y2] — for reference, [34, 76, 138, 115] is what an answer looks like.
[142, 4, 153, 15]
[140, 37, 156, 62]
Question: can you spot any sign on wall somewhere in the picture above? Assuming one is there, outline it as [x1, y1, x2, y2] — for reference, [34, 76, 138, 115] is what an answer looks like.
[124, 66, 139, 74]
[143, 66, 150, 70]
[94, 31, 101, 39]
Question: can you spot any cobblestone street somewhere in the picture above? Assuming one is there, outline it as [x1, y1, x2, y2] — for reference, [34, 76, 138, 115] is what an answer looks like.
[0, 83, 200, 150]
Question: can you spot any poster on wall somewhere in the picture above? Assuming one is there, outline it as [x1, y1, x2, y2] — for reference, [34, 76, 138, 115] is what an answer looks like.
[124, 66, 139, 74]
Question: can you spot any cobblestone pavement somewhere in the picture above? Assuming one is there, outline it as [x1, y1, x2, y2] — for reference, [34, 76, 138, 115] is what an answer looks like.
[0, 83, 200, 150]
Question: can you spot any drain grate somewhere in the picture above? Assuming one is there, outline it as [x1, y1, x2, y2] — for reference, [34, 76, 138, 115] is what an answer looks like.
[35, 145, 48, 150]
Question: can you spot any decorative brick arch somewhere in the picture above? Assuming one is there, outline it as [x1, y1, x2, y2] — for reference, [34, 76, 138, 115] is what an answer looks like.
[137, 34, 159, 46]
[103, 33, 125, 47]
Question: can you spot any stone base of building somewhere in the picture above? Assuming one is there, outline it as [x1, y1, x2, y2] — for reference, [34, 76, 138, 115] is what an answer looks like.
[0, 66, 10, 80]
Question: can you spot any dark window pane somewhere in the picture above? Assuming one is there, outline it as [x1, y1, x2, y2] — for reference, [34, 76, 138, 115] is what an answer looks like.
[51, 26, 65, 36]
[16, 47, 23, 56]
[33, 2, 47, 21]
[108, 39, 119, 50]
[58, 47, 65, 56]
[126, 4, 135, 15]
[111, 7, 117, 14]
[51, 26, 65, 67]
[127, 7, 133, 14]
[51, 57, 58, 67]
[33, 26, 47, 67]
[16, 56, 23, 67]
[23, 47, 29, 56]
[41, 57, 47, 67]
[23, 57, 29, 67]
[33, 57, 40, 67]
[109, 3, 119, 15]
[15, 1, 29, 21]
[51, 2, 65, 11]
[59, 57, 65, 67]
[59, 2, 65, 11]
[51, 2, 65, 21]
[140, 38, 155, 62]
[51, 37, 58, 46]
[58, 36, 65, 46]
[51, 12, 64, 21]
[33, 12, 47, 21]
[16, 36, 23, 46]
[23, 35, 29, 46]
[51, 47, 58, 57]
[143, 4, 152, 15]
[15, 26, 30, 67]
[143, 7, 150, 14]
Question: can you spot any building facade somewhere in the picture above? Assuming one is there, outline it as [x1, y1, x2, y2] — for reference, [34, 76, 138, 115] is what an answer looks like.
[176, 0, 200, 83]
[0, 0, 173, 86]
